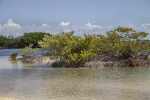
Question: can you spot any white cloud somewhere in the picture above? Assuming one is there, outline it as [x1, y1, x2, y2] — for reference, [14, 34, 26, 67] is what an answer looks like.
[60, 21, 69, 26]
[127, 23, 134, 28]
[0, 20, 113, 36]
[141, 24, 150, 30]
[32, 24, 35, 27]
[0, 19, 21, 36]
[0, 19, 149, 39]
[4, 19, 21, 28]
[108, 26, 112, 28]
[127, 23, 150, 39]
[85, 23, 103, 29]
[42, 24, 49, 27]
[131, 24, 150, 32]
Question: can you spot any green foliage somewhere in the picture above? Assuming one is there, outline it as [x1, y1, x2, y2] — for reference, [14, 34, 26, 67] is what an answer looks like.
[105, 26, 149, 59]
[20, 44, 40, 57]
[10, 52, 18, 60]
[39, 31, 96, 67]
[39, 27, 150, 67]
[0, 32, 51, 48]
[18, 32, 51, 48]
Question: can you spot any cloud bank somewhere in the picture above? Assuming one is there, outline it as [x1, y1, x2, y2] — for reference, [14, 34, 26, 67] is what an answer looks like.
[0, 19, 150, 38]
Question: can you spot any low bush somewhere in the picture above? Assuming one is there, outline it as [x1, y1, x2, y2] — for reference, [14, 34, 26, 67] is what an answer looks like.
[10, 52, 18, 60]
[20, 44, 40, 57]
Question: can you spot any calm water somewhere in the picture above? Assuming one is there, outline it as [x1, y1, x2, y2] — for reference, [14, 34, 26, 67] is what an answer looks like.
[0, 49, 150, 100]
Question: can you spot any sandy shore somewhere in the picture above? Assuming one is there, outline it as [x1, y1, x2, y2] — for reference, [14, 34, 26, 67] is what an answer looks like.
[0, 96, 21, 100]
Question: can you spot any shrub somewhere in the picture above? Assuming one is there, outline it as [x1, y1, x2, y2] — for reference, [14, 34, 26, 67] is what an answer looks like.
[38, 31, 96, 67]
[10, 52, 18, 60]
[20, 44, 40, 57]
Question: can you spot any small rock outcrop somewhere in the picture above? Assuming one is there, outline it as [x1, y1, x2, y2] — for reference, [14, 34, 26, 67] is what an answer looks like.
[84, 58, 150, 68]
[17, 56, 55, 64]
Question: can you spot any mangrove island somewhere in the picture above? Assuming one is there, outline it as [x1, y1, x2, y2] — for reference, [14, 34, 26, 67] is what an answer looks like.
[7, 26, 150, 68]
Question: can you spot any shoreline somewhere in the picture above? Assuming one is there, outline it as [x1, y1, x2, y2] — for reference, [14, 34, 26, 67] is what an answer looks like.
[0, 96, 21, 100]
[16, 56, 56, 65]
[16, 56, 150, 68]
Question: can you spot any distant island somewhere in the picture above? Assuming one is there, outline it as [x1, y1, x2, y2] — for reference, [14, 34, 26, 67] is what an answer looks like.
[7, 26, 150, 68]
[0, 32, 51, 49]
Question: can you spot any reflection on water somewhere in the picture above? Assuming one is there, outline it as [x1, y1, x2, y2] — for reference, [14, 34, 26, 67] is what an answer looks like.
[0, 50, 150, 100]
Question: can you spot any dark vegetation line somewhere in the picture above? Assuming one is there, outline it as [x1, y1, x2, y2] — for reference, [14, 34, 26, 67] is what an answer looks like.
[0, 32, 51, 48]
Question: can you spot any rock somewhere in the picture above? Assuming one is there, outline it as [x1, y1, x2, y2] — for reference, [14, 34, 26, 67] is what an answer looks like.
[17, 55, 150, 68]
[130, 59, 136, 67]
[84, 61, 123, 68]
[17, 56, 56, 64]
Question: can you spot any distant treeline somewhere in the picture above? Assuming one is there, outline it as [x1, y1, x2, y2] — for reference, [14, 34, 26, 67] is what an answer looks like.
[0, 32, 51, 48]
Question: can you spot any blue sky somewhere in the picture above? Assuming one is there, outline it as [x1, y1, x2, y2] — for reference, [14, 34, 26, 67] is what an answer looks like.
[0, 0, 150, 37]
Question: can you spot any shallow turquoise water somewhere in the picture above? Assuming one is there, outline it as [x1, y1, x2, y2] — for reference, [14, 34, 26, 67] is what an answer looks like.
[0, 49, 150, 100]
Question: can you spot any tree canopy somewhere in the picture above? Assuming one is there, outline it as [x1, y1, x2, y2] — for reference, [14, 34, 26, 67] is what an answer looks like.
[0, 32, 51, 48]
